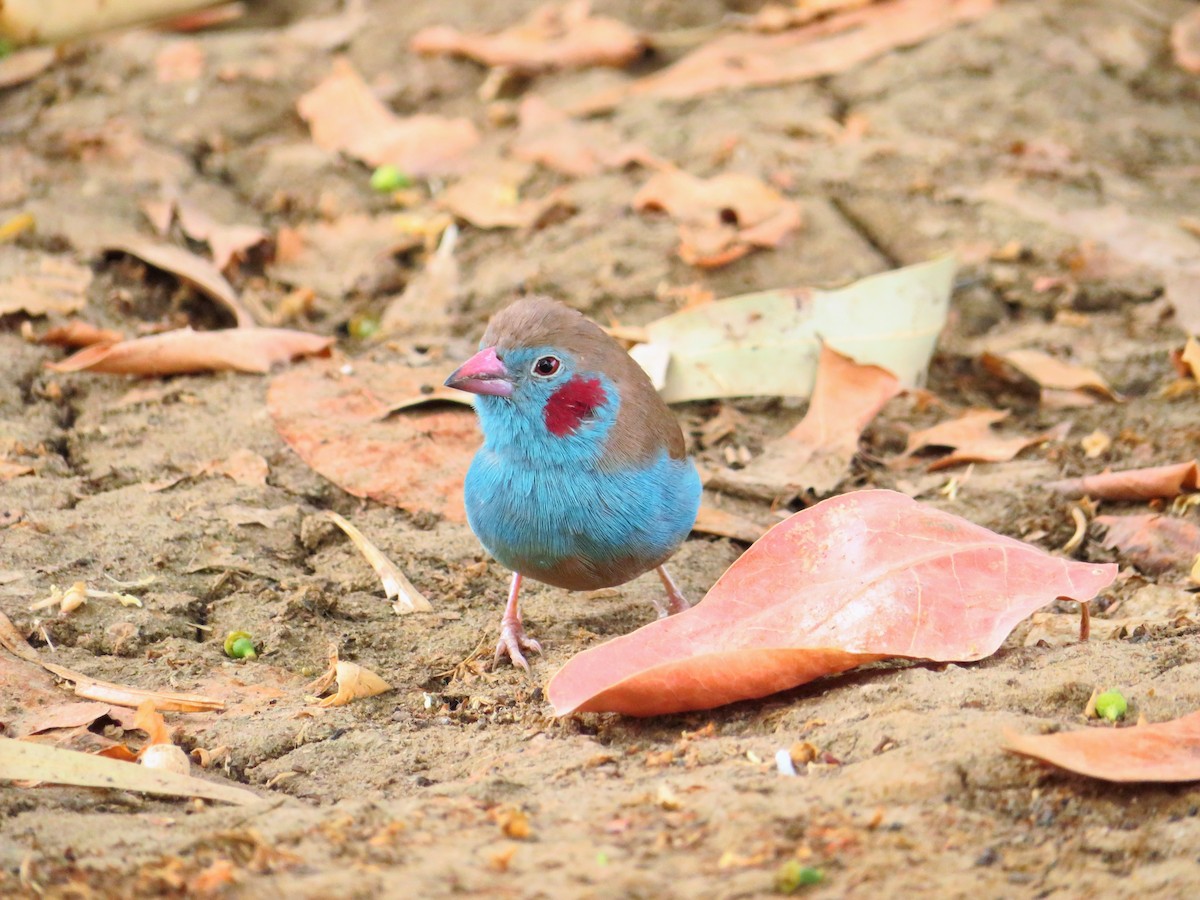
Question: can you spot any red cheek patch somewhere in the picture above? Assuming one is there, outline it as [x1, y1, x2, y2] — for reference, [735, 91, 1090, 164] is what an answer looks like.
[544, 376, 607, 437]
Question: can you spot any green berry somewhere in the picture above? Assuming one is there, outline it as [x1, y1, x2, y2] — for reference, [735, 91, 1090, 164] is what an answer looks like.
[1095, 691, 1127, 722]
[775, 861, 823, 893]
[370, 164, 411, 193]
[347, 313, 379, 340]
[224, 631, 257, 660]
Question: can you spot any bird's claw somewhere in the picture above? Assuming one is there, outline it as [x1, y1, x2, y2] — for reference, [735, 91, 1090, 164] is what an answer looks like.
[494, 620, 543, 673]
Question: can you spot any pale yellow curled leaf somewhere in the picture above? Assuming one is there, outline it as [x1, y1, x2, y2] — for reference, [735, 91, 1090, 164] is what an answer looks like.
[1191, 553, 1200, 586]
[318, 660, 393, 707]
[323, 511, 433, 614]
[1181, 335, 1200, 381]
[631, 256, 955, 403]
[0, 0, 221, 45]
[0, 737, 259, 805]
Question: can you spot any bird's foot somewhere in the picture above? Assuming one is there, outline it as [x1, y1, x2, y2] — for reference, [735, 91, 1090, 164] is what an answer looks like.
[494, 618, 543, 673]
[652, 565, 691, 619]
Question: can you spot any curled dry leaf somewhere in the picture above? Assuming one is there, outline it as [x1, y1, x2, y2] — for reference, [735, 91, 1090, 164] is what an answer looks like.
[31, 321, 126, 348]
[895, 408, 1070, 472]
[0, 248, 92, 317]
[512, 97, 658, 178]
[440, 160, 574, 230]
[307, 650, 392, 707]
[46, 327, 334, 376]
[297, 58, 479, 177]
[1176, 336, 1200, 381]
[141, 194, 267, 272]
[1046, 461, 1199, 502]
[691, 505, 771, 544]
[547, 490, 1116, 716]
[1005, 710, 1200, 783]
[633, 166, 802, 268]
[322, 511, 433, 614]
[1096, 514, 1200, 577]
[0, 0, 222, 45]
[571, 0, 994, 113]
[107, 238, 255, 327]
[1171, 8, 1200, 75]
[411, 0, 647, 72]
[268, 357, 478, 523]
[708, 344, 901, 502]
[981, 349, 1119, 406]
[628, 256, 954, 403]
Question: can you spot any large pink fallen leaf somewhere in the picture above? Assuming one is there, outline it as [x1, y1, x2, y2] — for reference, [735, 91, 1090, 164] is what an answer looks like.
[45, 327, 333, 376]
[297, 58, 479, 177]
[411, 0, 647, 72]
[107, 238, 255, 327]
[1171, 8, 1200, 75]
[1005, 710, 1200, 782]
[570, 0, 994, 113]
[633, 166, 803, 268]
[548, 490, 1116, 716]
[267, 357, 478, 522]
[512, 96, 658, 178]
[1096, 514, 1200, 577]
[707, 344, 900, 501]
[1047, 461, 1199, 502]
[894, 408, 1070, 471]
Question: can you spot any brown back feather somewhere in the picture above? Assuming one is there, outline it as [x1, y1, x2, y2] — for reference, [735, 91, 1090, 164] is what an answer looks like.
[482, 297, 687, 467]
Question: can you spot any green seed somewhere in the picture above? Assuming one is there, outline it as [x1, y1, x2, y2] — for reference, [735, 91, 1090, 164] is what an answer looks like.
[775, 861, 823, 893]
[370, 164, 411, 193]
[348, 313, 379, 340]
[1095, 690, 1127, 722]
[224, 631, 257, 660]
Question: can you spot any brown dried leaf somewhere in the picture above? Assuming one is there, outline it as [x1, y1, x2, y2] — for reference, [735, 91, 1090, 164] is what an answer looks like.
[1096, 514, 1200, 577]
[691, 505, 770, 544]
[0, 47, 55, 89]
[268, 358, 478, 522]
[297, 58, 479, 177]
[896, 408, 1069, 471]
[512, 97, 658, 177]
[982, 349, 1119, 404]
[411, 1, 647, 72]
[707, 344, 900, 501]
[0, 249, 92, 317]
[0, 460, 33, 481]
[1046, 461, 1199, 502]
[314, 661, 392, 707]
[440, 161, 574, 230]
[633, 167, 802, 268]
[107, 238, 255, 327]
[46, 327, 333, 376]
[1006, 711, 1200, 783]
[32, 321, 125, 348]
[571, 0, 994, 113]
[322, 511, 433, 614]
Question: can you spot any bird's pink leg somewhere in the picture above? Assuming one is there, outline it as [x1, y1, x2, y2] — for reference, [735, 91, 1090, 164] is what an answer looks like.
[494, 572, 542, 672]
[652, 565, 691, 619]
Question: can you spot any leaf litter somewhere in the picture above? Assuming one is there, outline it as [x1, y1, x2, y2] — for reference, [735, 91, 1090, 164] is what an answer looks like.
[895, 408, 1071, 472]
[321, 511, 433, 614]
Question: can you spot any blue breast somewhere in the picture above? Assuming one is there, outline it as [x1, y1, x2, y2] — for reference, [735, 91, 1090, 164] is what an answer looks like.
[464, 448, 702, 591]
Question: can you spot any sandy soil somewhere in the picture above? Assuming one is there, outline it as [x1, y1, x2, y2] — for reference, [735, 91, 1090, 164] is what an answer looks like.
[3, 0, 1200, 896]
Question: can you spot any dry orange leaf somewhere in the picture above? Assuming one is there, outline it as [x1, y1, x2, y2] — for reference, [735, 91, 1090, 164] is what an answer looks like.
[46, 327, 333, 376]
[707, 344, 900, 501]
[896, 408, 1069, 471]
[440, 161, 574, 230]
[411, 0, 646, 72]
[0, 47, 55, 90]
[267, 357, 478, 523]
[1178, 336, 1200, 381]
[633, 166, 803, 268]
[982, 349, 1119, 406]
[1006, 710, 1200, 782]
[1046, 461, 1199, 502]
[133, 700, 173, 747]
[0, 460, 33, 481]
[571, 0, 994, 113]
[512, 97, 658, 178]
[691, 505, 770, 544]
[297, 58, 479, 177]
[1096, 514, 1200, 577]
[306, 649, 392, 707]
[1171, 8, 1200, 75]
[141, 194, 268, 272]
[107, 238, 255, 327]
[32, 321, 126, 348]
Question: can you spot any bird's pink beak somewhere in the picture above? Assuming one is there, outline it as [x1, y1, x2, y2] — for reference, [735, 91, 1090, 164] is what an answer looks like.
[444, 346, 513, 397]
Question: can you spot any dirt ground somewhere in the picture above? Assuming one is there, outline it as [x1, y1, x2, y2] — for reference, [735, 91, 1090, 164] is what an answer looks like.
[3, 0, 1200, 896]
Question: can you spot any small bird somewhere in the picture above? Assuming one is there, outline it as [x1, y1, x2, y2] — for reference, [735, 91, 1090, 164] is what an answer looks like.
[444, 297, 702, 671]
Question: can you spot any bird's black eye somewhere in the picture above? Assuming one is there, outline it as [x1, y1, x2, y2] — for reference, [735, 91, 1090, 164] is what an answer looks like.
[532, 355, 560, 377]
